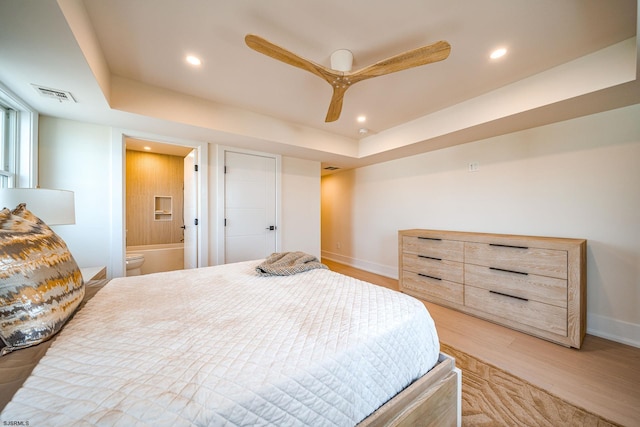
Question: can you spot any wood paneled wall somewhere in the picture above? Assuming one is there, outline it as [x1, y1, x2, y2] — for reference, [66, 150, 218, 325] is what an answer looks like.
[126, 150, 184, 246]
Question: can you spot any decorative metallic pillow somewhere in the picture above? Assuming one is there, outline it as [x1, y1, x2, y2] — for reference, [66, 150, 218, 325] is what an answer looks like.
[0, 204, 84, 355]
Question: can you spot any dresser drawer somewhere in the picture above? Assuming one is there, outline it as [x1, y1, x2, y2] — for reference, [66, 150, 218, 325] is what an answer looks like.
[403, 253, 464, 284]
[465, 264, 567, 308]
[465, 285, 567, 336]
[403, 236, 464, 262]
[465, 242, 567, 279]
[402, 270, 464, 305]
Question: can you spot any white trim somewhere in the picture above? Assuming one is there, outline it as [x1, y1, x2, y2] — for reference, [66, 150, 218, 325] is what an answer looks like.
[111, 129, 209, 278]
[110, 130, 125, 279]
[587, 313, 640, 349]
[216, 145, 281, 265]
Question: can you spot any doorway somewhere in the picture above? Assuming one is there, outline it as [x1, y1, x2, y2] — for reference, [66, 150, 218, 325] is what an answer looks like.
[124, 138, 197, 274]
[109, 130, 208, 278]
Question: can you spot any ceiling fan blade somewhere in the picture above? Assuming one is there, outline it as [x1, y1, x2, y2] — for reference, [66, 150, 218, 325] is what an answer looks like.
[245, 34, 338, 83]
[349, 40, 451, 83]
[325, 85, 349, 122]
[246, 34, 349, 121]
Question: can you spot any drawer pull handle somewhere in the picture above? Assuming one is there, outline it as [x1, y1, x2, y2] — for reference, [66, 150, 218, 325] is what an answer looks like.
[418, 273, 442, 281]
[418, 237, 442, 241]
[418, 255, 442, 261]
[490, 290, 529, 302]
[490, 267, 528, 276]
[490, 243, 529, 250]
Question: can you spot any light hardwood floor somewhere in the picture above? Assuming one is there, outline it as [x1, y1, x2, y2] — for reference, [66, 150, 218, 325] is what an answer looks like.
[323, 259, 640, 427]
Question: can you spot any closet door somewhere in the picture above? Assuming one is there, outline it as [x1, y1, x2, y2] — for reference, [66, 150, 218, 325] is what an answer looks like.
[224, 150, 277, 263]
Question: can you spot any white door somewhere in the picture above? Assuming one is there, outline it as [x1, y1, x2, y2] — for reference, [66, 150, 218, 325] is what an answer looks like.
[183, 149, 198, 269]
[224, 151, 277, 263]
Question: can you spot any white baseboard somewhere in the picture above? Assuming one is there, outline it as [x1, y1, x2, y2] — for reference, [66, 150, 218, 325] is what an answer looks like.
[587, 313, 640, 348]
[321, 251, 397, 279]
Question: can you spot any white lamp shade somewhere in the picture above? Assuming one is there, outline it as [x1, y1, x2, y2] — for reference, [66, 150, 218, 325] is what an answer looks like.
[0, 188, 75, 225]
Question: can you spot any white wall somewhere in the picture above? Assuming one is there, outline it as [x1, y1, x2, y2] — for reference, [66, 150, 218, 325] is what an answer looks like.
[322, 103, 640, 347]
[39, 117, 322, 277]
[281, 157, 321, 258]
[38, 116, 112, 270]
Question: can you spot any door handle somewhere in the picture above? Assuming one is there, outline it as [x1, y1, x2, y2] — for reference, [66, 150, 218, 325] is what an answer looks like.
[266, 225, 276, 231]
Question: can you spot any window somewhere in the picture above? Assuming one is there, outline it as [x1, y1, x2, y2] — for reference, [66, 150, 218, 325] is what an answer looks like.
[1, 102, 16, 187]
[0, 83, 37, 188]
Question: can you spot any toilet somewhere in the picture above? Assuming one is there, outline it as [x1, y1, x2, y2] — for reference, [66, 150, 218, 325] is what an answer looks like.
[125, 253, 145, 276]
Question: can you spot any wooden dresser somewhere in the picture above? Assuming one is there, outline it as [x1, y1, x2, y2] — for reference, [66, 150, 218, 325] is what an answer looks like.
[399, 229, 587, 348]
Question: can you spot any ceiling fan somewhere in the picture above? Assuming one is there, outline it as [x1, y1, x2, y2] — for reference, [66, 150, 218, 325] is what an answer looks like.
[245, 34, 451, 123]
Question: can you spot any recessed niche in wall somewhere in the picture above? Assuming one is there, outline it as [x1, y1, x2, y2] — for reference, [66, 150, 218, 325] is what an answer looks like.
[154, 196, 172, 221]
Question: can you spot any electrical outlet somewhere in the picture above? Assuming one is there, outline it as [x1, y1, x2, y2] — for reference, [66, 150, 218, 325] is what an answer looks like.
[336, 242, 342, 249]
[468, 162, 480, 172]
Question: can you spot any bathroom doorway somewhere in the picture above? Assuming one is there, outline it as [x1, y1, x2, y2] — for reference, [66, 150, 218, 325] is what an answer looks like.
[124, 137, 199, 275]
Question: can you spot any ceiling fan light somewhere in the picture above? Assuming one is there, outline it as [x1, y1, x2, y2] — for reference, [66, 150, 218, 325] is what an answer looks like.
[330, 49, 353, 72]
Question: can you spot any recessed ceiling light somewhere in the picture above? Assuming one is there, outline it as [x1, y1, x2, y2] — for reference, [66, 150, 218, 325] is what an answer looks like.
[490, 48, 507, 60]
[186, 55, 202, 66]
[143, 146, 151, 151]
[357, 115, 367, 123]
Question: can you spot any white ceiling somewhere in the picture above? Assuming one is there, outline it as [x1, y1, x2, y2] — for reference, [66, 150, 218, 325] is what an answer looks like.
[0, 0, 638, 172]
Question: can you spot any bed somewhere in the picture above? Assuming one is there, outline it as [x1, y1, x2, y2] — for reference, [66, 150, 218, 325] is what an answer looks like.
[1, 208, 460, 426]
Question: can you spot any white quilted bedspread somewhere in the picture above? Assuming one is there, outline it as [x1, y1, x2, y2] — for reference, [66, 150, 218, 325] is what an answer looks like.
[1, 261, 439, 426]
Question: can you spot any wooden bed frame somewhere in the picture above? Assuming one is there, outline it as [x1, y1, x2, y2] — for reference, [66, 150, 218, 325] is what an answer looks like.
[360, 352, 461, 427]
[2, 351, 460, 426]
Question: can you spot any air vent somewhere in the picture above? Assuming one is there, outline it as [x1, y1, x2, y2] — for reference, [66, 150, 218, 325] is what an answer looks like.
[323, 166, 340, 171]
[32, 85, 76, 103]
